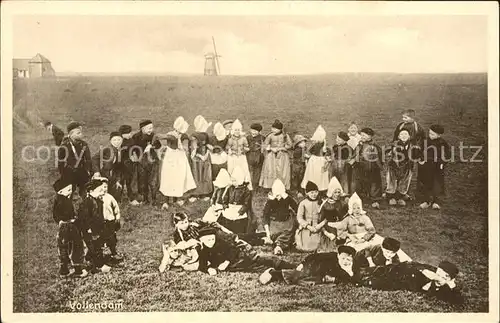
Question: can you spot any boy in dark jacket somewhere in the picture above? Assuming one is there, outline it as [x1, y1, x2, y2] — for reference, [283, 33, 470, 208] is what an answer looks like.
[57, 122, 92, 198]
[354, 237, 412, 272]
[131, 120, 162, 205]
[53, 177, 88, 278]
[119, 125, 141, 205]
[291, 134, 307, 198]
[246, 123, 265, 191]
[350, 128, 383, 209]
[197, 227, 295, 276]
[417, 125, 451, 210]
[393, 109, 426, 147]
[78, 178, 112, 273]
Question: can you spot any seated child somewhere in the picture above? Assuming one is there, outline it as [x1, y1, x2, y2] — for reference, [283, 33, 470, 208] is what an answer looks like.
[197, 226, 295, 276]
[259, 245, 357, 286]
[316, 177, 349, 253]
[99, 178, 123, 262]
[218, 166, 254, 235]
[354, 237, 412, 271]
[336, 192, 384, 251]
[295, 181, 322, 252]
[203, 168, 231, 223]
[53, 177, 88, 278]
[291, 134, 307, 198]
[356, 260, 464, 306]
[262, 179, 299, 255]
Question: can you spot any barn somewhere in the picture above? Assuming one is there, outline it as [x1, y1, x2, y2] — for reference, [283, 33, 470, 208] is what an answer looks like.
[13, 53, 56, 78]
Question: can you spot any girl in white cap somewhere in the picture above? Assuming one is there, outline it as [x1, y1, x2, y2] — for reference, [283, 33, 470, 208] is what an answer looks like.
[159, 117, 196, 209]
[301, 125, 331, 196]
[217, 166, 254, 235]
[189, 115, 213, 202]
[316, 176, 349, 253]
[208, 122, 229, 180]
[225, 119, 253, 190]
[336, 192, 384, 251]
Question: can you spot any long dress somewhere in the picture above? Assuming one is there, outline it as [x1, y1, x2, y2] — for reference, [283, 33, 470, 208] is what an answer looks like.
[301, 142, 330, 191]
[295, 198, 322, 252]
[159, 134, 196, 198]
[226, 135, 253, 190]
[190, 132, 213, 196]
[316, 198, 348, 253]
[209, 135, 228, 180]
[328, 144, 354, 194]
[259, 132, 293, 190]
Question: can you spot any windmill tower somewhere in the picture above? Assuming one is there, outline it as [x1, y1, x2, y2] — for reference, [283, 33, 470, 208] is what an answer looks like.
[204, 36, 221, 76]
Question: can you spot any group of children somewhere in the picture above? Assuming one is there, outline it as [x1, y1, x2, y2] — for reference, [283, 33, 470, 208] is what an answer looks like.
[48, 108, 459, 305]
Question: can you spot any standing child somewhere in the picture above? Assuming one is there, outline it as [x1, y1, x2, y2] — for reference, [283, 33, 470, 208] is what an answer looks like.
[350, 128, 383, 209]
[226, 119, 252, 190]
[53, 177, 88, 278]
[347, 122, 362, 150]
[393, 109, 426, 147]
[328, 131, 354, 194]
[301, 125, 330, 196]
[99, 179, 123, 262]
[208, 122, 229, 180]
[91, 131, 124, 201]
[246, 123, 265, 191]
[190, 115, 213, 201]
[131, 120, 162, 205]
[222, 120, 233, 137]
[262, 179, 298, 255]
[295, 181, 322, 252]
[291, 134, 307, 198]
[316, 177, 349, 253]
[159, 119, 196, 209]
[78, 178, 112, 274]
[259, 120, 293, 190]
[119, 125, 141, 206]
[417, 125, 451, 210]
[57, 122, 92, 198]
[385, 129, 417, 206]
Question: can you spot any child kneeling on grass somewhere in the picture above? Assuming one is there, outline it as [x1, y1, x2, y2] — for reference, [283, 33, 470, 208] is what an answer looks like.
[259, 245, 357, 286]
[53, 177, 88, 278]
[197, 226, 295, 276]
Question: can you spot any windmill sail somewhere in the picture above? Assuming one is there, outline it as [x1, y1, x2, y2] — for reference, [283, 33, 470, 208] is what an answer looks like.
[212, 36, 221, 75]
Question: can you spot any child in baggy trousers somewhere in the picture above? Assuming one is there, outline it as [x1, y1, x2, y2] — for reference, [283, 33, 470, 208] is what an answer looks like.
[417, 125, 451, 210]
[291, 134, 307, 198]
[53, 177, 88, 278]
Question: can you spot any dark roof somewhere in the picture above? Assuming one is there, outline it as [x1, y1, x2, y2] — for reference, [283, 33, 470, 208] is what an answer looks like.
[29, 53, 51, 64]
[13, 59, 30, 70]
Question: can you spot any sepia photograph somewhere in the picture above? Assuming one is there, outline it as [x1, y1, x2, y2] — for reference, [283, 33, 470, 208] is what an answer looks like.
[1, 1, 498, 321]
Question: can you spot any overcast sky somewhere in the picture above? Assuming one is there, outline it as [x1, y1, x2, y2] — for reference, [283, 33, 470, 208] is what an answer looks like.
[13, 15, 488, 74]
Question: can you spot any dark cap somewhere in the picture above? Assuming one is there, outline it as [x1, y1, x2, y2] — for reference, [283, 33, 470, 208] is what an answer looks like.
[360, 127, 375, 137]
[438, 261, 459, 279]
[44, 121, 52, 127]
[67, 121, 82, 133]
[198, 226, 216, 237]
[337, 245, 356, 258]
[382, 237, 401, 252]
[250, 123, 263, 132]
[305, 181, 318, 193]
[85, 178, 106, 192]
[430, 124, 444, 135]
[119, 125, 132, 134]
[53, 177, 72, 192]
[109, 131, 122, 140]
[337, 131, 350, 142]
[139, 120, 153, 129]
[272, 119, 283, 130]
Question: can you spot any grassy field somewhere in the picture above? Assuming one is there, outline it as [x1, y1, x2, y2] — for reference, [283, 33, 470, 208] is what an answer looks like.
[12, 73, 488, 312]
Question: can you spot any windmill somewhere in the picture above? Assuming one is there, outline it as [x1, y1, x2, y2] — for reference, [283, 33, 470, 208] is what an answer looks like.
[204, 36, 221, 76]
